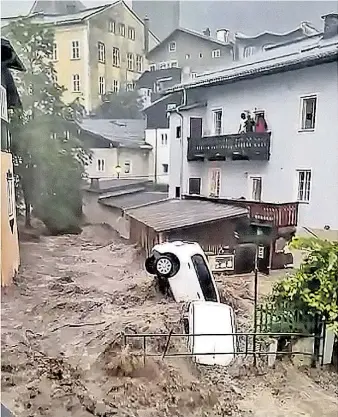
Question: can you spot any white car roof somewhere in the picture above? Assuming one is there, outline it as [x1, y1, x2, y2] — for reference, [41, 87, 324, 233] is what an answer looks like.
[152, 241, 204, 258]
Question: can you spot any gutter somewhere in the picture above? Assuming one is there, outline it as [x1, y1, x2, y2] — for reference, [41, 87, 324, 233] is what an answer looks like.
[173, 88, 187, 200]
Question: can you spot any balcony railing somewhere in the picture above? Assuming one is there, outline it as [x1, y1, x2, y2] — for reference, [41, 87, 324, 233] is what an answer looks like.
[184, 195, 299, 228]
[187, 132, 271, 161]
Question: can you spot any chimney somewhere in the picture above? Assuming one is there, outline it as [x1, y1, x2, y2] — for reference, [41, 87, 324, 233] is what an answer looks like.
[321, 13, 338, 39]
[216, 29, 229, 43]
[144, 15, 149, 54]
[203, 27, 211, 37]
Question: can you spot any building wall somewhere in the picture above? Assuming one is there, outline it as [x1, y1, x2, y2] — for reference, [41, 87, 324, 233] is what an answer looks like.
[53, 3, 159, 112]
[86, 147, 150, 180]
[169, 62, 338, 231]
[148, 31, 233, 72]
[145, 128, 170, 184]
[82, 191, 130, 238]
[1, 152, 20, 286]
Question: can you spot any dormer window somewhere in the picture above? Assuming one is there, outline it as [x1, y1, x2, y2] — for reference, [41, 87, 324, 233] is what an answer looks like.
[211, 49, 221, 58]
[244, 46, 254, 58]
[168, 41, 176, 52]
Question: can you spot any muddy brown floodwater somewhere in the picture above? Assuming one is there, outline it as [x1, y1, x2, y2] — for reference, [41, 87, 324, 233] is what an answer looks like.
[1, 225, 338, 417]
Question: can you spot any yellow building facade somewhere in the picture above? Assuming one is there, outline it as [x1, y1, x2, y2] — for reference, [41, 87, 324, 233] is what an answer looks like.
[1, 85, 20, 286]
[49, 1, 158, 111]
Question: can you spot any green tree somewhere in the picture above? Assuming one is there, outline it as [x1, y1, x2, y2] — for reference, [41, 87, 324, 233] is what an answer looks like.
[267, 237, 338, 334]
[3, 17, 90, 233]
[94, 90, 144, 119]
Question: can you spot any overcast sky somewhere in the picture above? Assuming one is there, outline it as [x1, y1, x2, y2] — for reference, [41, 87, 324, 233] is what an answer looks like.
[1, 1, 337, 35]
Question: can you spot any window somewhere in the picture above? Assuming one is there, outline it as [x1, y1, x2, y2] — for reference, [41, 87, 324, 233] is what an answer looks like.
[244, 46, 254, 58]
[136, 55, 143, 72]
[128, 26, 135, 40]
[185, 53, 190, 59]
[191, 254, 218, 302]
[64, 130, 70, 139]
[99, 76, 105, 95]
[175, 186, 180, 198]
[170, 61, 178, 68]
[124, 160, 131, 174]
[71, 40, 80, 59]
[212, 49, 221, 58]
[97, 158, 105, 172]
[112, 79, 119, 93]
[72, 74, 80, 92]
[161, 133, 168, 145]
[119, 23, 126, 37]
[6, 170, 14, 219]
[159, 62, 168, 70]
[191, 72, 197, 79]
[209, 168, 221, 198]
[52, 42, 58, 61]
[127, 53, 134, 71]
[98, 42, 105, 63]
[168, 41, 176, 52]
[149, 64, 156, 71]
[126, 82, 135, 92]
[251, 176, 262, 201]
[189, 177, 201, 195]
[108, 19, 115, 33]
[297, 170, 312, 202]
[212, 109, 222, 135]
[199, 52, 203, 58]
[162, 163, 168, 173]
[176, 125, 181, 138]
[112, 47, 120, 67]
[300, 96, 317, 130]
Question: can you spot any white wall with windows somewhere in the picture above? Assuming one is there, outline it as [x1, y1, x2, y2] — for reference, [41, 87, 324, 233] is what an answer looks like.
[168, 62, 338, 231]
[86, 147, 150, 180]
[145, 128, 170, 184]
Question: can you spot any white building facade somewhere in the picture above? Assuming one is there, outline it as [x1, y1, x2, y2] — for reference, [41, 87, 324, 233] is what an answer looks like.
[145, 128, 170, 184]
[167, 18, 338, 235]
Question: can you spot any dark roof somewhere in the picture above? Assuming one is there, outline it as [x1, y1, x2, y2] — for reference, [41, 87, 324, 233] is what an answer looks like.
[127, 199, 248, 232]
[85, 178, 152, 193]
[29, 0, 86, 15]
[148, 27, 233, 57]
[99, 191, 168, 210]
[136, 67, 182, 89]
[77, 118, 150, 149]
[1, 38, 25, 71]
[165, 39, 338, 93]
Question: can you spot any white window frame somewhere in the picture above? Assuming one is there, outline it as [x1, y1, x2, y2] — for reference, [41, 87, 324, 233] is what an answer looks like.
[119, 23, 126, 37]
[299, 95, 317, 131]
[168, 41, 176, 52]
[244, 46, 254, 58]
[52, 42, 58, 61]
[136, 54, 143, 72]
[98, 42, 105, 63]
[161, 133, 168, 145]
[126, 82, 135, 92]
[249, 175, 263, 201]
[211, 49, 221, 58]
[65, 130, 70, 140]
[297, 170, 312, 203]
[128, 26, 135, 40]
[112, 47, 120, 67]
[112, 79, 119, 93]
[97, 158, 105, 172]
[191, 72, 197, 79]
[162, 163, 169, 173]
[99, 76, 105, 95]
[71, 40, 80, 59]
[170, 61, 178, 68]
[127, 52, 134, 71]
[108, 19, 115, 33]
[185, 53, 191, 60]
[159, 62, 168, 70]
[72, 74, 80, 92]
[209, 168, 221, 198]
[212, 109, 223, 135]
[149, 64, 156, 71]
[124, 160, 131, 174]
[6, 171, 14, 219]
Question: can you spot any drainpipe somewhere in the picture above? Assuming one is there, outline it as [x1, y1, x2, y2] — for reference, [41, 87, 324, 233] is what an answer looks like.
[154, 129, 158, 184]
[174, 88, 187, 199]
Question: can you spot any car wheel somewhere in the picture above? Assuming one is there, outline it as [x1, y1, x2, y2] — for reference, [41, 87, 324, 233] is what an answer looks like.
[145, 255, 156, 274]
[155, 255, 174, 277]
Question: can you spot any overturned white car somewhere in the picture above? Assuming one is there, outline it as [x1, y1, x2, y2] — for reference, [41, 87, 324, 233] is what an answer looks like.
[145, 241, 220, 303]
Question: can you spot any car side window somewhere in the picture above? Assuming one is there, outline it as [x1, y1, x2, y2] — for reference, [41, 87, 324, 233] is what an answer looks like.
[191, 254, 218, 302]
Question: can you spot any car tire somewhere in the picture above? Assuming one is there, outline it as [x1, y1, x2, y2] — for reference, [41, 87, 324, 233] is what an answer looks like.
[155, 253, 180, 278]
[145, 255, 156, 274]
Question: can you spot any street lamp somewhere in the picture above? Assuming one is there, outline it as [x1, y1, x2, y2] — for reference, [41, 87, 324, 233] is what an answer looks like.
[115, 164, 121, 179]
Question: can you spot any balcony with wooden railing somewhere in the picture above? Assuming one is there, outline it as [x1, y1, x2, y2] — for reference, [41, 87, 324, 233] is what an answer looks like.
[187, 132, 271, 162]
[184, 195, 299, 228]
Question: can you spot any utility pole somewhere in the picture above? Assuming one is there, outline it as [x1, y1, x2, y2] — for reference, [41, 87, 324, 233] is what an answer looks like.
[253, 243, 259, 367]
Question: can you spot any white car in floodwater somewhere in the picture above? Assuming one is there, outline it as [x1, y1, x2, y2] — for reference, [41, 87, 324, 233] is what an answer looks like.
[145, 241, 220, 303]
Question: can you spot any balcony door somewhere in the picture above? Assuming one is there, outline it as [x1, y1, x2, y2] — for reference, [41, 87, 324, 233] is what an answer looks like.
[190, 117, 202, 138]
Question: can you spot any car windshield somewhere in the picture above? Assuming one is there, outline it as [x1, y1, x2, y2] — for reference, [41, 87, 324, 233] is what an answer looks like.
[191, 254, 218, 302]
